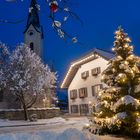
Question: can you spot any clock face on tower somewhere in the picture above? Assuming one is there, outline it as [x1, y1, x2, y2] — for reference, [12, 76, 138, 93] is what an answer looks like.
[28, 30, 34, 36]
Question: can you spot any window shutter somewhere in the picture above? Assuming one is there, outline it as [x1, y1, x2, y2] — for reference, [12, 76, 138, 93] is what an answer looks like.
[97, 67, 101, 74]
[85, 88, 88, 97]
[92, 86, 95, 96]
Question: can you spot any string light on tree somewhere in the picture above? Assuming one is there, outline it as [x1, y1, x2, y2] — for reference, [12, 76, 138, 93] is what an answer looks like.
[89, 27, 140, 137]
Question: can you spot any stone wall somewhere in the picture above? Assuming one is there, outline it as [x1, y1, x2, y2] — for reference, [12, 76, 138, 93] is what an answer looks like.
[0, 108, 60, 120]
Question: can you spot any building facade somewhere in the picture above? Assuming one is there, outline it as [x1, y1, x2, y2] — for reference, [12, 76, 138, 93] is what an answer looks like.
[24, 0, 44, 59]
[61, 48, 114, 115]
[0, 0, 53, 109]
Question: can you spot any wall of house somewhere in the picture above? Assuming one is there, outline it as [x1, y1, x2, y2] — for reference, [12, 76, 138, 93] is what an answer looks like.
[68, 56, 108, 115]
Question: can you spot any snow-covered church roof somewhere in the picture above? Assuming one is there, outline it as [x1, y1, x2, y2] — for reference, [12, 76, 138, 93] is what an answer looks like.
[61, 48, 115, 89]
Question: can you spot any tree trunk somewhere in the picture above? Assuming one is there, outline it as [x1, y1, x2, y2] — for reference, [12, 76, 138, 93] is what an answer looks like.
[16, 92, 29, 120]
[23, 103, 28, 120]
[21, 93, 28, 121]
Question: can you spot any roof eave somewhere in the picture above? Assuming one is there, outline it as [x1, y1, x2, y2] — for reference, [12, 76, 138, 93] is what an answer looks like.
[60, 49, 115, 89]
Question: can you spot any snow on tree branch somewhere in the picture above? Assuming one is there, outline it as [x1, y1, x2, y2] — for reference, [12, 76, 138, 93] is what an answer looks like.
[5, 44, 57, 120]
[47, 0, 82, 43]
[8, 43, 56, 94]
[0, 42, 10, 89]
[3, 0, 82, 43]
[88, 27, 140, 137]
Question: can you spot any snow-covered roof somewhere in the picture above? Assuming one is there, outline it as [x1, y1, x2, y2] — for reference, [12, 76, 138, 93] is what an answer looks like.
[61, 48, 115, 89]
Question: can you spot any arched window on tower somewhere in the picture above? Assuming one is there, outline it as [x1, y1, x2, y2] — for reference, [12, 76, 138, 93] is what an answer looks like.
[30, 42, 34, 51]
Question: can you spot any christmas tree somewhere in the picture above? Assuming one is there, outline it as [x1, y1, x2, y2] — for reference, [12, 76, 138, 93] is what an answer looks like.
[89, 27, 140, 137]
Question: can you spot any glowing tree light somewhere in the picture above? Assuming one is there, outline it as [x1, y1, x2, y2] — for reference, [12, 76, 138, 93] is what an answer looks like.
[89, 27, 140, 137]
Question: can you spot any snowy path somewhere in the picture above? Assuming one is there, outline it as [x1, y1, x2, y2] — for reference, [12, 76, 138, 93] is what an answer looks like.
[0, 117, 137, 140]
[0, 117, 88, 134]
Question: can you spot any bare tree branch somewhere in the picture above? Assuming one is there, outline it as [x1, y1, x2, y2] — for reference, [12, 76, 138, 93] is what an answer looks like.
[0, 19, 24, 24]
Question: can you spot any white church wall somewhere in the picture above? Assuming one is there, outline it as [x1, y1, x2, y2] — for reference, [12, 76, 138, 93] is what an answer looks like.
[24, 25, 43, 58]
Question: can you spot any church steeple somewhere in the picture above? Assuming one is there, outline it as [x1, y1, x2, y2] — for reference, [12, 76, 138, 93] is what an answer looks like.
[27, 0, 40, 29]
[24, 0, 43, 36]
[24, 0, 44, 59]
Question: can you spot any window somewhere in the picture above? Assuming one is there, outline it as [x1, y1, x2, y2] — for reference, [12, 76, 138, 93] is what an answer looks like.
[91, 67, 101, 76]
[79, 104, 89, 115]
[30, 42, 34, 51]
[70, 90, 77, 99]
[71, 105, 79, 113]
[92, 84, 103, 96]
[29, 31, 34, 36]
[81, 71, 89, 79]
[0, 90, 3, 102]
[28, 30, 34, 36]
[79, 88, 88, 98]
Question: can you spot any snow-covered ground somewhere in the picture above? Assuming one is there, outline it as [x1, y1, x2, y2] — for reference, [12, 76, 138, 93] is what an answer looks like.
[0, 117, 68, 127]
[0, 117, 94, 140]
[0, 117, 136, 140]
[0, 128, 94, 140]
[0, 117, 89, 133]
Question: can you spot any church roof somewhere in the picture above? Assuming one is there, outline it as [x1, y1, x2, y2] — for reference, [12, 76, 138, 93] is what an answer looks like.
[24, 0, 43, 38]
[60, 48, 115, 89]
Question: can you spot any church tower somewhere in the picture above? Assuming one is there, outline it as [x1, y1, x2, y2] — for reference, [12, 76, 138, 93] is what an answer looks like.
[24, 0, 43, 59]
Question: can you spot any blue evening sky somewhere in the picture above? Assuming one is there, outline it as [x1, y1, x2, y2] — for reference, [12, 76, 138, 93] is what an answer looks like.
[0, 0, 140, 85]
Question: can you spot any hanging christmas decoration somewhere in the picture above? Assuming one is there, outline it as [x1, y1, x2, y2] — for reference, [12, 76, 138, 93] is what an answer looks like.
[3, 0, 82, 44]
[46, 0, 82, 42]
[49, 1, 58, 13]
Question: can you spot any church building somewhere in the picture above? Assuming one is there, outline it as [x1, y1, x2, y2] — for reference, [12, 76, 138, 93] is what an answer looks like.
[24, 0, 44, 59]
[0, 0, 53, 109]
